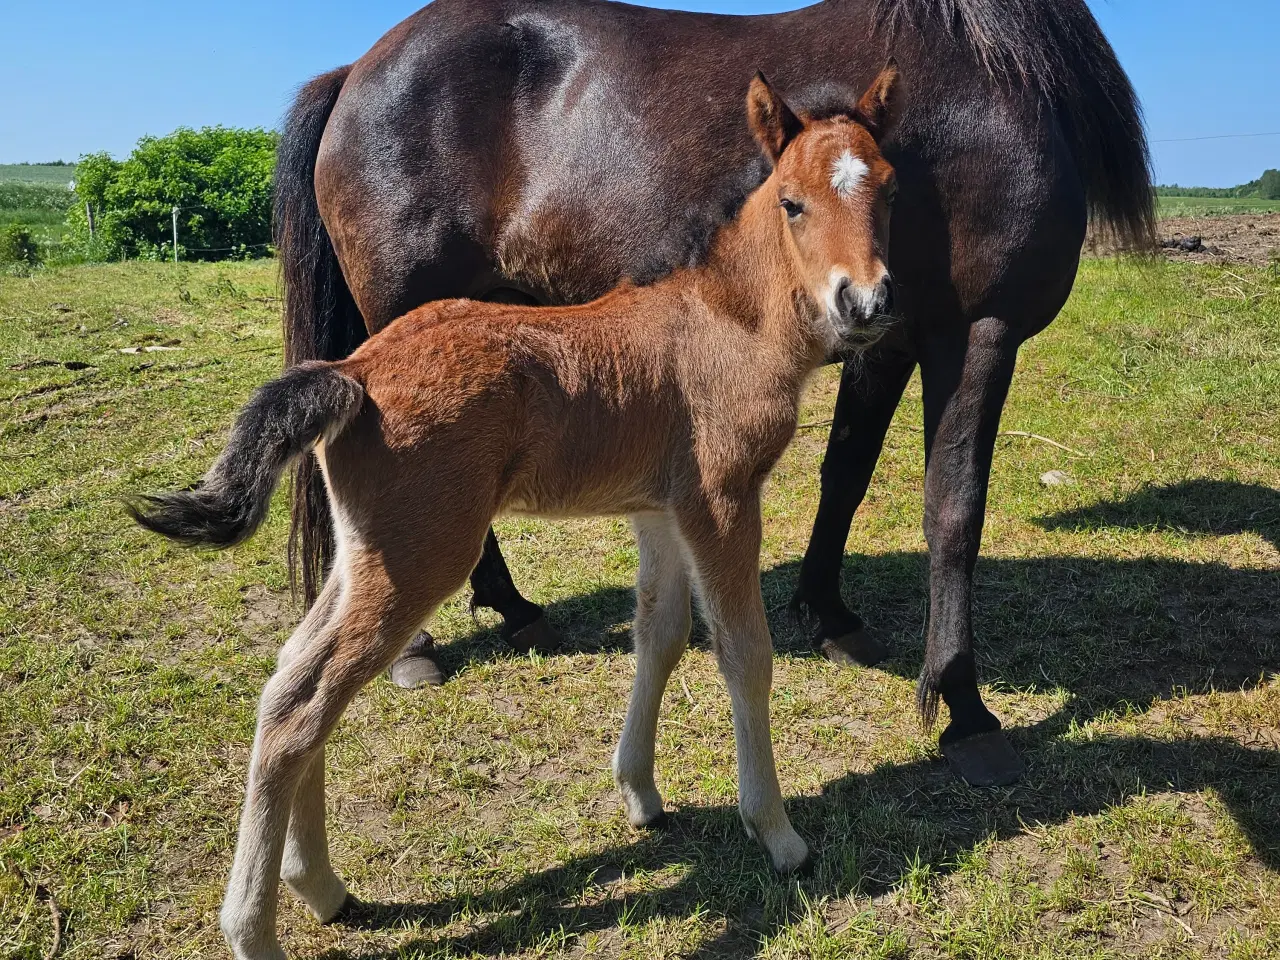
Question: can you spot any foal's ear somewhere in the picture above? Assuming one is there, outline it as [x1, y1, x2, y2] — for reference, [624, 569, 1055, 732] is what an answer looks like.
[747, 72, 804, 164]
[855, 59, 903, 142]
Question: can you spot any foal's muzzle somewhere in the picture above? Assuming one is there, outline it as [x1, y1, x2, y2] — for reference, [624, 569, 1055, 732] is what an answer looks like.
[832, 275, 894, 344]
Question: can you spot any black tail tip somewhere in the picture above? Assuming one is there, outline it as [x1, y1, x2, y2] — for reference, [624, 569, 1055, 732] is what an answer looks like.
[125, 490, 253, 550]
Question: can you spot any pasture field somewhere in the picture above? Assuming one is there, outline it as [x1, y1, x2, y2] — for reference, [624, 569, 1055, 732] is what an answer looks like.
[1, 258, 1278, 959]
[1157, 195, 1280, 219]
[0, 165, 77, 186]
[0, 183, 75, 247]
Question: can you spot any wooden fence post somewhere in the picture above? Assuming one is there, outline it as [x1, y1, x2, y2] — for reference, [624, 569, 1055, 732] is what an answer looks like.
[172, 206, 179, 263]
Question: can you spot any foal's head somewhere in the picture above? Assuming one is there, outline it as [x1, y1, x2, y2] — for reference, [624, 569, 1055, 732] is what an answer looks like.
[747, 63, 901, 351]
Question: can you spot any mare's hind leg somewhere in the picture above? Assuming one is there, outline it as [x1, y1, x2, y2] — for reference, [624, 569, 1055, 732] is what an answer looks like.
[678, 501, 809, 874]
[469, 527, 561, 653]
[614, 512, 692, 828]
[917, 319, 1024, 787]
[220, 538, 484, 960]
[387, 290, 558, 690]
[794, 347, 915, 667]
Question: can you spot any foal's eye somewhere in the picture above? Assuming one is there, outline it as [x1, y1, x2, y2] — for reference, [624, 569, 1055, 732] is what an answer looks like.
[780, 198, 804, 219]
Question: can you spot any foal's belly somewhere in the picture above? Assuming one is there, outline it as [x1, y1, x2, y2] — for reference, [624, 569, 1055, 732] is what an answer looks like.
[501, 464, 665, 520]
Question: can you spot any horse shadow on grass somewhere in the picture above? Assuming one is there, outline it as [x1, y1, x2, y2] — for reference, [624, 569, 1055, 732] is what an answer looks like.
[1036, 478, 1280, 553]
[349, 479, 1278, 957]
[440, 480, 1278, 729]
[326, 723, 1279, 959]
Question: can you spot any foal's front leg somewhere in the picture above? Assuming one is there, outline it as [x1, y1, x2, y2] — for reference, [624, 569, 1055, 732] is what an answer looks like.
[679, 501, 809, 874]
[614, 513, 692, 828]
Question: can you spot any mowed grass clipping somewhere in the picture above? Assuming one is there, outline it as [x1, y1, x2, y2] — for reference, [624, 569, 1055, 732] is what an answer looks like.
[1, 258, 1278, 960]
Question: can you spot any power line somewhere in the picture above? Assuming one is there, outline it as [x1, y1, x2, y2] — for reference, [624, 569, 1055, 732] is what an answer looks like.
[1153, 131, 1280, 144]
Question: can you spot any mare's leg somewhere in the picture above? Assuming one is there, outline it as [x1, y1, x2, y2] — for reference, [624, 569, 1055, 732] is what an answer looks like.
[917, 318, 1024, 786]
[469, 527, 560, 652]
[794, 347, 916, 666]
[388, 289, 559, 689]
[614, 513, 693, 829]
[679, 502, 809, 874]
[220, 538, 483, 960]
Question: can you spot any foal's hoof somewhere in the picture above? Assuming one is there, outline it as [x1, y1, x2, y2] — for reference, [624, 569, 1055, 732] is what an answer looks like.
[819, 628, 889, 668]
[324, 893, 362, 926]
[504, 614, 562, 654]
[941, 729, 1025, 787]
[787, 850, 816, 878]
[388, 653, 445, 689]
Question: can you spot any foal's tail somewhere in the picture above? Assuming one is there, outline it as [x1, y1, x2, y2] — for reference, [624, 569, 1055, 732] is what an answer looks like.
[129, 364, 364, 550]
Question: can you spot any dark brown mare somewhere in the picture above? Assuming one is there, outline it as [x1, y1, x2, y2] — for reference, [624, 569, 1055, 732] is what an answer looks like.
[277, 0, 1153, 785]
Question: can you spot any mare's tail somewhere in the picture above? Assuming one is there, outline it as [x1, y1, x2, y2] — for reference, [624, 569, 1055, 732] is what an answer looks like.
[275, 65, 369, 599]
[874, 0, 1155, 250]
[129, 364, 363, 550]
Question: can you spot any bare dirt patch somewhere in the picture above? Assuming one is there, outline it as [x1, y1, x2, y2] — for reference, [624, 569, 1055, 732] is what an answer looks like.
[1156, 213, 1280, 266]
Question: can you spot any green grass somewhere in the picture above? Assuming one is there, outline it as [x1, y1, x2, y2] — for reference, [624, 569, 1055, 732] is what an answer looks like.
[0, 182, 76, 247]
[1157, 194, 1280, 218]
[0, 164, 77, 186]
[1, 258, 1278, 959]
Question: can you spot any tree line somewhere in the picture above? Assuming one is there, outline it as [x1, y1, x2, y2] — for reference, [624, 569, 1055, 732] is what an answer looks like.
[71, 127, 277, 261]
[1156, 169, 1280, 200]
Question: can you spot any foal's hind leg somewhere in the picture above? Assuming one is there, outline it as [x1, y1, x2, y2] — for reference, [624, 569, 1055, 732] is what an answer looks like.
[220, 542, 481, 960]
[277, 582, 348, 923]
[614, 513, 692, 828]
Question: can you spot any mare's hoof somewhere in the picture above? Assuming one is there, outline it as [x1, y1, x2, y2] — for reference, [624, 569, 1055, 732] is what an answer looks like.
[388, 652, 445, 689]
[941, 729, 1025, 787]
[819, 628, 889, 668]
[504, 614, 562, 654]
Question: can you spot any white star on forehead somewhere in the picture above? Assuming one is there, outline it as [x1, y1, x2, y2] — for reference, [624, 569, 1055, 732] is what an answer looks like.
[830, 150, 869, 200]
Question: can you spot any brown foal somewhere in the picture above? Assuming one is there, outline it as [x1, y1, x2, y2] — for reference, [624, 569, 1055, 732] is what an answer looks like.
[133, 66, 900, 960]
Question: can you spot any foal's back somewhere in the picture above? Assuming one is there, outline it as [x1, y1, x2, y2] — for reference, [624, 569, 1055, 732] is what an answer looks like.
[331, 287, 697, 517]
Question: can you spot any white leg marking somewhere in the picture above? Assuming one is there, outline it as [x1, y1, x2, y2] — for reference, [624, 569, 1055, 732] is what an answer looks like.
[281, 751, 348, 922]
[682, 512, 809, 874]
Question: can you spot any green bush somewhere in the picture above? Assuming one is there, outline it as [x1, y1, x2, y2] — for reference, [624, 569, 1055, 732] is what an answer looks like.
[1259, 169, 1280, 201]
[69, 127, 278, 261]
[0, 224, 41, 266]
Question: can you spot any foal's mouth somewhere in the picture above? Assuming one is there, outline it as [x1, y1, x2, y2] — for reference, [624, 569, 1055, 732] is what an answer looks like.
[836, 314, 895, 352]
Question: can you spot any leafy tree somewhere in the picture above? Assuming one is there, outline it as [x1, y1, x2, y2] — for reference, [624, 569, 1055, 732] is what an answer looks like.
[1259, 169, 1280, 201]
[68, 127, 278, 261]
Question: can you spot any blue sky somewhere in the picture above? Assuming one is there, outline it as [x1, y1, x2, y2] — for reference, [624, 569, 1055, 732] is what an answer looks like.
[2, 0, 1276, 186]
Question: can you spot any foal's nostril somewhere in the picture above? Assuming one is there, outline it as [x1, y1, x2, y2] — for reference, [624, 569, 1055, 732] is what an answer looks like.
[834, 277, 854, 319]
[878, 280, 894, 317]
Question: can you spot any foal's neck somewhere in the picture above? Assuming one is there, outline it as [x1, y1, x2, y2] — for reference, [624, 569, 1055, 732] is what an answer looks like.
[689, 184, 822, 374]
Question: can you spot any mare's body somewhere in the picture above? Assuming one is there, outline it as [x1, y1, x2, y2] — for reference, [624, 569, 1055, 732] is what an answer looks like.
[277, 0, 1154, 781]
